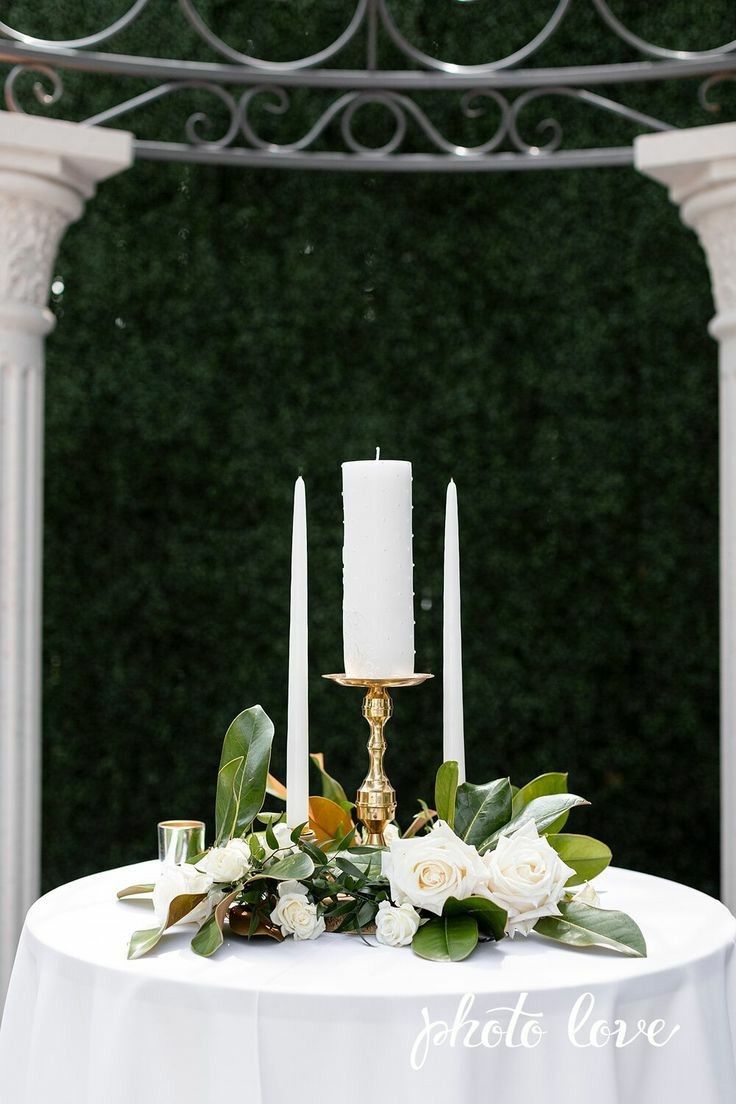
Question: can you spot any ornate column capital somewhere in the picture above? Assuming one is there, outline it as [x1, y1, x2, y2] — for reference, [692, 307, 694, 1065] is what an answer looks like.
[636, 122, 736, 339]
[0, 113, 132, 335]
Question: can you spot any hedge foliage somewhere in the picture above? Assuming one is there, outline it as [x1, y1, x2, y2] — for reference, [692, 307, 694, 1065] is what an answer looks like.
[5, 1, 729, 894]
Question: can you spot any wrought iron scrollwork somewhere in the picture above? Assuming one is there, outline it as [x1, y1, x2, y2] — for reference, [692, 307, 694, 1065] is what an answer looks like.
[0, 0, 153, 51]
[376, 0, 573, 74]
[591, 0, 736, 62]
[0, 0, 734, 171]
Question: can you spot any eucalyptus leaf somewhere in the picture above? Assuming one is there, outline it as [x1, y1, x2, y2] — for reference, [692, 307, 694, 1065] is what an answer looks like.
[454, 778, 512, 846]
[435, 761, 459, 828]
[412, 915, 479, 962]
[332, 848, 383, 878]
[534, 901, 647, 957]
[403, 807, 437, 838]
[335, 855, 365, 881]
[257, 811, 283, 825]
[444, 895, 507, 941]
[546, 834, 612, 886]
[248, 833, 266, 862]
[263, 851, 315, 881]
[325, 824, 357, 853]
[215, 706, 274, 843]
[265, 819, 279, 851]
[481, 793, 589, 851]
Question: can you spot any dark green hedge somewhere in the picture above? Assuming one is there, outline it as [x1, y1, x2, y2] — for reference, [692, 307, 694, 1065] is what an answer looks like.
[10, 2, 725, 894]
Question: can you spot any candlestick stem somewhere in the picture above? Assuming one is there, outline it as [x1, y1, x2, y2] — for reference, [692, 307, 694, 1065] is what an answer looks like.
[357, 685, 396, 847]
[323, 672, 433, 847]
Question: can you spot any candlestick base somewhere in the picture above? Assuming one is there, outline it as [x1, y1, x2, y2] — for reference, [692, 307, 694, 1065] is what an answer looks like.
[323, 673, 433, 846]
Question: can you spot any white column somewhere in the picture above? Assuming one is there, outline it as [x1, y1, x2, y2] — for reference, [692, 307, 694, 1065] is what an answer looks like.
[636, 122, 736, 912]
[0, 112, 132, 1000]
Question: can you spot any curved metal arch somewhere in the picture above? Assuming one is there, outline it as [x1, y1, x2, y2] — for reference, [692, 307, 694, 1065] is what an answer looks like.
[376, 0, 573, 75]
[178, 0, 370, 72]
[0, 0, 152, 52]
[591, 0, 736, 62]
[0, 0, 734, 172]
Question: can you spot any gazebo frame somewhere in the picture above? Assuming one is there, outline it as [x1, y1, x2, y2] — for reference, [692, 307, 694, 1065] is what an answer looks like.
[0, 1, 735, 999]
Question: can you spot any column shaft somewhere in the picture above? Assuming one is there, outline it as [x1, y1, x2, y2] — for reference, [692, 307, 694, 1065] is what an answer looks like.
[636, 121, 736, 912]
[0, 338, 44, 984]
[0, 112, 132, 1003]
[720, 334, 736, 907]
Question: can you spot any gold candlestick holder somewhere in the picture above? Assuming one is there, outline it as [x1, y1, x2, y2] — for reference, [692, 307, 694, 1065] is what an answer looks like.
[323, 673, 433, 846]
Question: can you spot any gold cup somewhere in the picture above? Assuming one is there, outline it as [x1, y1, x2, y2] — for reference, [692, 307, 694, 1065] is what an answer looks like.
[158, 819, 206, 864]
[323, 674, 432, 846]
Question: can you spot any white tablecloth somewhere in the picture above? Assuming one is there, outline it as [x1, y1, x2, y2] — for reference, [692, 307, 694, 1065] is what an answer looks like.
[1, 862, 735, 1104]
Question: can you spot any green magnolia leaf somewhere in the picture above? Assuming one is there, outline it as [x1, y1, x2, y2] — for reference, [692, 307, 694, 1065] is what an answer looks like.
[546, 834, 612, 886]
[454, 778, 512, 846]
[215, 755, 245, 845]
[165, 893, 208, 927]
[512, 773, 570, 833]
[117, 884, 155, 899]
[534, 901, 647, 957]
[444, 895, 507, 941]
[215, 706, 274, 843]
[512, 773, 568, 814]
[310, 753, 352, 810]
[482, 793, 589, 851]
[128, 926, 166, 960]
[412, 915, 479, 962]
[435, 761, 459, 828]
[191, 912, 222, 958]
[263, 851, 315, 881]
[191, 890, 238, 958]
[127, 892, 207, 959]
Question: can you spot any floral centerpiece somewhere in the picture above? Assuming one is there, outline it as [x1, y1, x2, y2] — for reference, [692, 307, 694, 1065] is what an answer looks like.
[119, 706, 646, 962]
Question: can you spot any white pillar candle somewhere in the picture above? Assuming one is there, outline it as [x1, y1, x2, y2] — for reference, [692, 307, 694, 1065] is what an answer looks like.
[443, 479, 466, 782]
[342, 456, 414, 678]
[286, 477, 310, 828]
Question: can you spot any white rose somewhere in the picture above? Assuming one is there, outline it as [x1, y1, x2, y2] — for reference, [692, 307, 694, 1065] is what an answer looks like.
[153, 863, 215, 926]
[269, 880, 325, 940]
[381, 820, 487, 916]
[574, 881, 600, 907]
[225, 836, 252, 863]
[383, 824, 401, 845]
[375, 900, 421, 947]
[197, 839, 251, 883]
[478, 821, 575, 937]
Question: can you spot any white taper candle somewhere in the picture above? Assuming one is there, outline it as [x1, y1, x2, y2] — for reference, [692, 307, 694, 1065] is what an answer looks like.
[286, 476, 310, 828]
[443, 479, 466, 782]
[342, 456, 414, 678]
